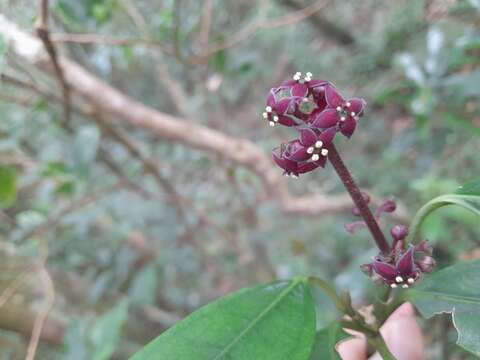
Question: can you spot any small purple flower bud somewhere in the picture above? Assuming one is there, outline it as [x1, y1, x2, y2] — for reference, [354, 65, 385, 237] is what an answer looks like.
[414, 239, 433, 255]
[375, 199, 397, 218]
[345, 220, 366, 234]
[352, 192, 370, 216]
[390, 225, 409, 241]
[416, 256, 436, 273]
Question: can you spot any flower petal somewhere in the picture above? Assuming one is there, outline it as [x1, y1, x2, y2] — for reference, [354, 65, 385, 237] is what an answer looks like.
[274, 98, 293, 115]
[297, 161, 319, 174]
[373, 261, 397, 281]
[340, 117, 357, 138]
[291, 83, 309, 97]
[277, 115, 297, 127]
[312, 109, 338, 128]
[266, 89, 276, 107]
[299, 128, 317, 146]
[348, 98, 366, 115]
[308, 79, 328, 87]
[319, 126, 337, 144]
[314, 155, 327, 168]
[286, 146, 309, 161]
[272, 151, 287, 170]
[325, 84, 344, 108]
[397, 246, 415, 276]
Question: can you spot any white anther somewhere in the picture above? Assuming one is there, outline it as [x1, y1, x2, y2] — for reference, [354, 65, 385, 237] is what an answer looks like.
[306, 147, 314, 154]
[265, 106, 272, 113]
[306, 72, 312, 77]
[395, 276, 403, 283]
[269, 121, 275, 127]
[336, 106, 342, 112]
[402, 284, 409, 289]
[273, 115, 279, 122]
[311, 154, 320, 161]
[293, 72, 302, 81]
[321, 149, 329, 156]
[291, 174, 299, 179]
[350, 112, 356, 116]
[345, 101, 351, 107]
[284, 173, 290, 177]
[262, 112, 268, 119]
[407, 278, 415, 284]
[340, 116, 346, 122]
[390, 283, 398, 288]
[315, 140, 323, 148]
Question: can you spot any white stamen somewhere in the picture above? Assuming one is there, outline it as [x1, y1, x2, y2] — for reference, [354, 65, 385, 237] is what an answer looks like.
[350, 112, 356, 116]
[291, 174, 299, 179]
[390, 283, 398, 288]
[402, 284, 409, 289]
[269, 121, 275, 127]
[340, 116, 346, 122]
[395, 276, 403, 283]
[273, 115, 279, 122]
[306, 72, 312, 77]
[345, 101, 351, 107]
[315, 140, 323, 148]
[311, 154, 320, 161]
[321, 149, 329, 156]
[407, 278, 415, 284]
[265, 106, 272, 113]
[284, 173, 290, 177]
[262, 112, 268, 119]
[293, 72, 302, 81]
[336, 106, 342, 112]
[306, 147, 314, 154]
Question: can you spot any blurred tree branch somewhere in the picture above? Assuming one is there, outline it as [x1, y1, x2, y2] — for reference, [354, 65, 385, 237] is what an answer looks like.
[35, 0, 71, 124]
[278, 0, 355, 46]
[0, 14, 410, 220]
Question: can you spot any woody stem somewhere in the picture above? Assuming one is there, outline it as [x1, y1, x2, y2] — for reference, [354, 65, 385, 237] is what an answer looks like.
[327, 144, 390, 254]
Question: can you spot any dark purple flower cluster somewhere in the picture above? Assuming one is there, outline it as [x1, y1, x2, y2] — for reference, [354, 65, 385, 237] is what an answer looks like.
[361, 231, 436, 288]
[264, 72, 366, 177]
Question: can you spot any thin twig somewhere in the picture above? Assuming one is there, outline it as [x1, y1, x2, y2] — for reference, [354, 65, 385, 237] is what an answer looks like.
[35, 0, 71, 124]
[0, 269, 32, 309]
[191, 0, 331, 63]
[25, 268, 55, 360]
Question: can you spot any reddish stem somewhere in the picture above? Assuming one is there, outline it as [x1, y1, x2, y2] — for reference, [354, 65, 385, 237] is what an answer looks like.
[328, 144, 390, 254]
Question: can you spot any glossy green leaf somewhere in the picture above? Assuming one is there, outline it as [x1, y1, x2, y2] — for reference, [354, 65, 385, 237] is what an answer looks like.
[131, 278, 316, 360]
[0, 165, 17, 208]
[407, 260, 480, 356]
[456, 179, 480, 196]
[309, 322, 350, 360]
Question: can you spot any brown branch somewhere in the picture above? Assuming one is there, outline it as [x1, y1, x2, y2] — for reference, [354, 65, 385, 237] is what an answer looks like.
[35, 0, 71, 124]
[278, 0, 355, 46]
[50, 33, 175, 55]
[190, 0, 331, 63]
[0, 14, 388, 217]
[25, 268, 55, 360]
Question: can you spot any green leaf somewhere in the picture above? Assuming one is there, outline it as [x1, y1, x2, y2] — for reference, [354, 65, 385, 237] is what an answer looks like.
[309, 322, 351, 360]
[406, 194, 480, 244]
[456, 179, 480, 196]
[0, 165, 17, 208]
[407, 260, 480, 356]
[90, 299, 129, 360]
[72, 126, 100, 179]
[130, 278, 316, 360]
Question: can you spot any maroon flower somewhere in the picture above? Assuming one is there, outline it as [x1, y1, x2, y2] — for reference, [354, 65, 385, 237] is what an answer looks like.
[362, 240, 435, 288]
[312, 84, 366, 138]
[263, 72, 330, 127]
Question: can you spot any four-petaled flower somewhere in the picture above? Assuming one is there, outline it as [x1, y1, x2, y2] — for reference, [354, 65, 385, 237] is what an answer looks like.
[311, 84, 366, 138]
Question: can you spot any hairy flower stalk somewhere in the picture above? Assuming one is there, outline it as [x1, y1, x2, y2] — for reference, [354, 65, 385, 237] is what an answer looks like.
[327, 144, 390, 254]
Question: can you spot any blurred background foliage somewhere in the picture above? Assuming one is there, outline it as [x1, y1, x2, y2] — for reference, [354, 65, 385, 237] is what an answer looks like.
[0, 0, 479, 359]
